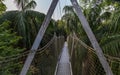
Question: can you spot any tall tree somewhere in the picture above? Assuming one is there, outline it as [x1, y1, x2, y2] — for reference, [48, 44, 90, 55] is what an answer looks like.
[0, 0, 46, 49]
[62, 5, 79, 34]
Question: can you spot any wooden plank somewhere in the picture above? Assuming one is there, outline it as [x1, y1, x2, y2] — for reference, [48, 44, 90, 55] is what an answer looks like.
[70, 0, 113, 75]
[19, 0, 59, 75]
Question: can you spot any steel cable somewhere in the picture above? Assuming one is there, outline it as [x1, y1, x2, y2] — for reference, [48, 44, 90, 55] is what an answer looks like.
[0, 35, 56, 64]
[69, 34, 120, 62]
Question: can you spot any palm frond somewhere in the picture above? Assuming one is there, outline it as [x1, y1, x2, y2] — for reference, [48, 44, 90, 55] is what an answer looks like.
[100, 34, 120, 57]
[63, 5, 74, 14]
[14, 0, 36, 10]
[24, 0, 37, 10]
[14, 12, 27, 43]
[109, 9, 120, 33]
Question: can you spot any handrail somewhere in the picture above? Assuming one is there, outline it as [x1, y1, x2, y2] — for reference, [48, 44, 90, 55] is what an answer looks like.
[0, 36, 56, 64]
[71, 34, 120, 62]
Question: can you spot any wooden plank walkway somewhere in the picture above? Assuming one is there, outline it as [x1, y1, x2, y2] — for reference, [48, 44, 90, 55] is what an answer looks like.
[54, 42, 72, 75]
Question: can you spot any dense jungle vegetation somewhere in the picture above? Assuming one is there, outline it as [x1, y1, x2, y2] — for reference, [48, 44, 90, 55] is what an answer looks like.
[0, 0, 119, 75]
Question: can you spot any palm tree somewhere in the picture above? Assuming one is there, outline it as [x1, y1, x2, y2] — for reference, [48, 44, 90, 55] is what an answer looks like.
[0, 0, 47, 49]
[14, 0, 36, 11]
[0, 0, 57, 75]
[62, 5, 79, 34]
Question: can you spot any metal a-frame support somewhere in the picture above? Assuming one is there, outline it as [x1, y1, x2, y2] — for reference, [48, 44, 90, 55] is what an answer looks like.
[20, 0, 113, 75]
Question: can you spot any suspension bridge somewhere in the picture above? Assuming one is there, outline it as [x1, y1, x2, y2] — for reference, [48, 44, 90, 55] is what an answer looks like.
[0, 34, 120, 75]
[0, 0, 120, 75]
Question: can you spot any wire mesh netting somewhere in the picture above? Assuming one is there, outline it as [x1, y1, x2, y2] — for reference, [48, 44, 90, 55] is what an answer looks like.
[0, 35, 65, 75]
[67, 34, 120, 75]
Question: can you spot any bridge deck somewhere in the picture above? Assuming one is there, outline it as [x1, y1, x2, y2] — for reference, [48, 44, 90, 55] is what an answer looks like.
[54, 42, 72, 75]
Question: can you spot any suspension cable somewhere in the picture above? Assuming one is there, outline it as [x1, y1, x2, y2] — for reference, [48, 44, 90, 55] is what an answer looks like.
[69, 34, 120, 62]
[0, 35, 56, 64]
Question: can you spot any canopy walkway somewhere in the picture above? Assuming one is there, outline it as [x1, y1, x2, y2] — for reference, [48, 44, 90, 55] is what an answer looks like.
[0, 0, 120, 75]
[0, 34, 120, 75]
[54, 42, 72, 75]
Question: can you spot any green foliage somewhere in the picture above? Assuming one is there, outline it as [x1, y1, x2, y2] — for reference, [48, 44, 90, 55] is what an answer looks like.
[78, 0, 120, 57]
[14, 0, 37, 11]
[62, 5, 79, 35]
[0, 21, 24, 75]
[62, 0, 120, 75]
[0, 0, 6, 15]
[0, 0, 40, 49]
[0, 21, 23, 57]
[0, 10, 46, 49]
[0, 7, 56, 49]
[55, 20, 66, 37]
[1, 0, 62, 75]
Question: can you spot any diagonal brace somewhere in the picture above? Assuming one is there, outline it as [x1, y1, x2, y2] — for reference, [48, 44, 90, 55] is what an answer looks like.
[70, 0, 113, 75]
[19, 0, 59, 75]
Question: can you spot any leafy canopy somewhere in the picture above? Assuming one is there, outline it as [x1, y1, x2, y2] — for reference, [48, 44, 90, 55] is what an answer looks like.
[0, 21, 24, 75]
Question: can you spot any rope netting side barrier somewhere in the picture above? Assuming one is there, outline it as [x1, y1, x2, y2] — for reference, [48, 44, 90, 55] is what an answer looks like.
[0, 35, 65, 75]
[67, 34, 120, 75]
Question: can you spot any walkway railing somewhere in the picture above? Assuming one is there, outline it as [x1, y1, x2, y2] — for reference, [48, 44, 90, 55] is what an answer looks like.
[0, 35, 65, 75]
[67, 33, 120, 75]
